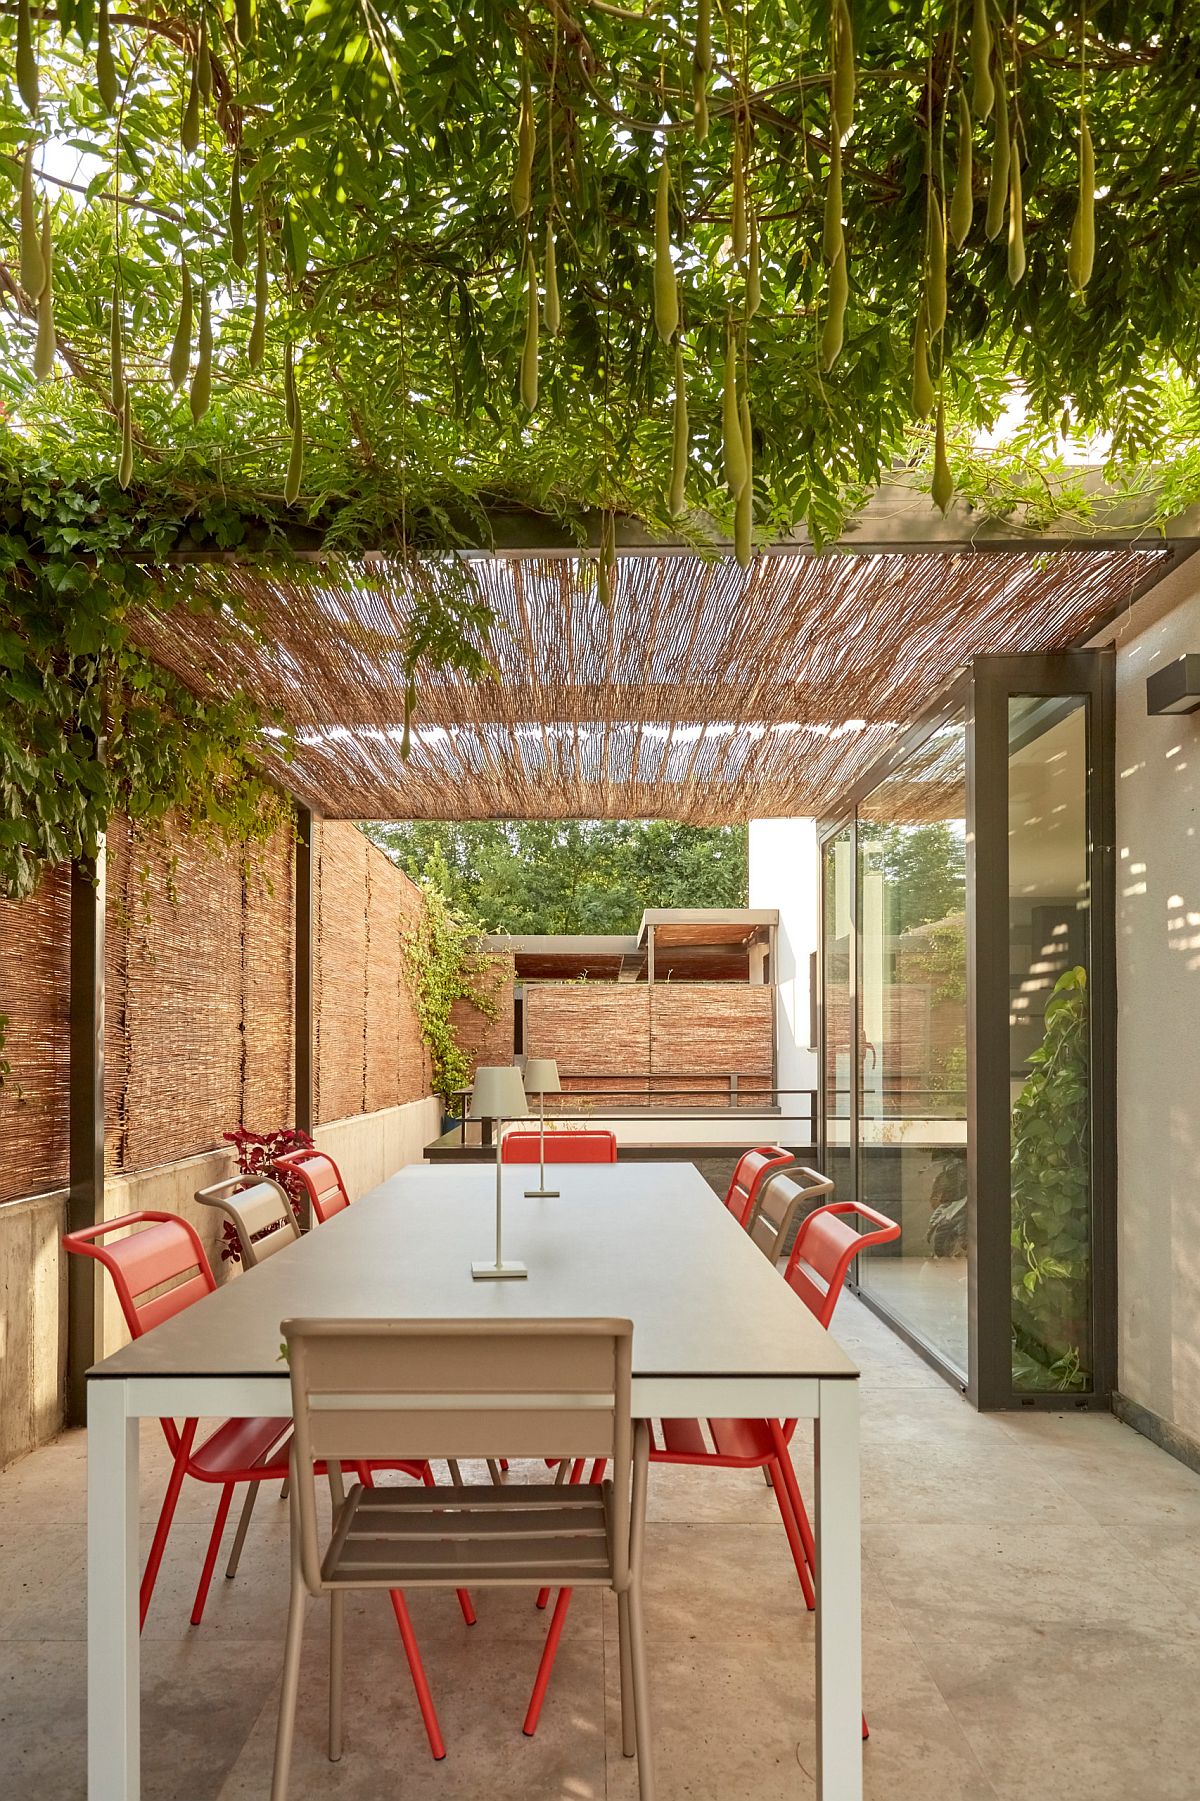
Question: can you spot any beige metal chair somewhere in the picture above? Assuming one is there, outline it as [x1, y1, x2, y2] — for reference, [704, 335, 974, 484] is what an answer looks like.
[273, 1316, 654, 1800]
[195, 1174, 302, 1268]
[747, 1165, 835, 1265]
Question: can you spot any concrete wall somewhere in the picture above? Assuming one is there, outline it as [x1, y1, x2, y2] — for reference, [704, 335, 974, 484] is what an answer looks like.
[0, 1095, 440, 1467]
[747, 818, 820, 1098]
[1103, 554, 1200, 1445]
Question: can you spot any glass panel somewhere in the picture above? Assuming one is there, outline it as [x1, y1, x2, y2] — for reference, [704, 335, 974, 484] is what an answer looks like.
[856, 718, 969, 1374]
[1008, 697, 1092, 1392]
[821, 828, 853, 1203]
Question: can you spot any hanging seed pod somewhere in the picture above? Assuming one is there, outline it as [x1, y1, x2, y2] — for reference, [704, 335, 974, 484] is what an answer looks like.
[234, 0, 255, 47]
[730, 127, 747, 263]
[949, 90, 974, 249]
[110, 282, 125, 413]
[510, 79, 534, 218]
[229, 151, 247, 270]
[117, 395, 133, 490]
[722, 327, 747, 500]
[1007, 153, 1025, 285]
[595, 513, 615, 608]
[17, 0, 39, 116]
[833, 0, 855, 140]
[20, 147, 45, 300]
[985, 58, 1010, 242]
[197, 13, 213, 104]
[181, 56, 201, 155]
[654, 159, 678, 345]
[190, 286, 212, 421]
[284, 339, 297, 430]
[168, 258, 193, 389]
[926, 194, 947, 337]
[912, 303, 934, 418]
[248, 216, 268, 368]
[96, 0, 119, 114]
[1068, 116, 1095, 292]
[970, 0, 994, 122]
[821, 247, 848, 371]
[669, 340, 689, 517]
[520, 252, 539, 411]
[693, 0, 711, 143]
[823, 132, 843, 262]
[931, 395, 953, 513]
[734, 389, 753, 567]
[543, 219, 560, 334]
[33, 203, 54, 381]
[746, 209, 761, 318]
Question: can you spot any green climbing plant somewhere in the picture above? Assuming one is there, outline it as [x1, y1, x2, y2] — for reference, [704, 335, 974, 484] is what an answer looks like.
[1010, 964, 1091, 1393]
[401, 877, 507, 1101]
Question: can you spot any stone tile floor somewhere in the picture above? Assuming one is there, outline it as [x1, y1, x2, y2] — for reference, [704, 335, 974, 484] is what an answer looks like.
[3, 1294, 1199, 1799]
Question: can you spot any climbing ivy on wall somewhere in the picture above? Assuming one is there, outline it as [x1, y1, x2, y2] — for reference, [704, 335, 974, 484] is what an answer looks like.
[401, 878, 508, 1100]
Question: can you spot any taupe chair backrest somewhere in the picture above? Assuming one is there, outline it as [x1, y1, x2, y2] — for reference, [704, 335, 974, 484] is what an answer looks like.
[748, 1165, 835, 1265]
[283, 1316, 635, 1593]
[195, 1174, 301, 1268]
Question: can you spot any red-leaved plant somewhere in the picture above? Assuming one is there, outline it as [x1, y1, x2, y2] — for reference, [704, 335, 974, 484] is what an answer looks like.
[218, 1124, 315, 1263]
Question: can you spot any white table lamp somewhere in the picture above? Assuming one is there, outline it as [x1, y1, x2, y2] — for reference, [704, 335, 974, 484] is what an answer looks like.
[467, 1065, 530, 1279]
[522, 1057, 562, 1198]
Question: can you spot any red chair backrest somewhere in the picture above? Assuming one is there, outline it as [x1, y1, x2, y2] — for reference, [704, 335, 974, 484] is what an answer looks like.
[273, 1149, 351, 1223]
[724, 1146, 793, 1229]
[501, 1129, 618, 1164]
[783, 1201, 901, 1329]
[62, 1210, 216, 1340]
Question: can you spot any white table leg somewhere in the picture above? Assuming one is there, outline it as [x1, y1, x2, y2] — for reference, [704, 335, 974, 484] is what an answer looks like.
[814, 1378, 862, 1801]
[88, 1380, 140, 1799]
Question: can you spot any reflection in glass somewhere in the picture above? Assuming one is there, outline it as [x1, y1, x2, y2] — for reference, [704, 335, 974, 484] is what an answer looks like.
[855, 718, 969, 1375]
[821, 829, 853, 1203]
[1008, 697, 1092, 1391]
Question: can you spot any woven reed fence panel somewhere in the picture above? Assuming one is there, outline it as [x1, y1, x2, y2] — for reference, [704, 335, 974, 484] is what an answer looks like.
[315, 822, 434, 1123]
[0, 866, 70, 1204]
[650, 985, 774, 1108]
[314, 822, 370, 1124]
[241, 829, 295, 1129]
[526, 986, 651, 1102]
[105, 817, 295, 1172]
[450, 954, 515, 1081]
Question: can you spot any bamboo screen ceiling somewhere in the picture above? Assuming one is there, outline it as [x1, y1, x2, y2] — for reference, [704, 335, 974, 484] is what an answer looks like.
[134, 547, 1166, 824]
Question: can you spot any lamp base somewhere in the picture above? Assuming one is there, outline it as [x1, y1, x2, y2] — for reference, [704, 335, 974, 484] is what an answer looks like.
[471, 1259, 528, 1281]
[524, 1186, 560, 1199]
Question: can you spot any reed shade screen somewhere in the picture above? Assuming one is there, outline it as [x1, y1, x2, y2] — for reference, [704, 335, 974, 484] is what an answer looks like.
[130, 548, 1166, 824]
[0, 864, 70, 1204]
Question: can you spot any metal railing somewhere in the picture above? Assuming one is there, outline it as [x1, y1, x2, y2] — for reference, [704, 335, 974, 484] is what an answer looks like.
[448, 1079, 818, 1145]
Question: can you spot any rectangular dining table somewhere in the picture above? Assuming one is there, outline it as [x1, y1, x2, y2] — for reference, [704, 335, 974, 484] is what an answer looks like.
[86, 1159, 862, 1798]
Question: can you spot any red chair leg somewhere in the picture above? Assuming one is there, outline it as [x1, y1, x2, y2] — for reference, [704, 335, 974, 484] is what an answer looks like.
[190, 1481, 235, 1625]
[766, 1457, 817, 1611]
[524, 1586, 573, 1736]
[769, 1425, 817, 1573]
[139, 1420, 197, 1631]
[387, 1587, 446, 1760]
[537, 1456, 586, 1610]
[524, 1457, 606, 1735]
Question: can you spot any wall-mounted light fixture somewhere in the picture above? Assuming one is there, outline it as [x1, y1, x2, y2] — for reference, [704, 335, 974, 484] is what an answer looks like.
[1146, 654, 1200, 716]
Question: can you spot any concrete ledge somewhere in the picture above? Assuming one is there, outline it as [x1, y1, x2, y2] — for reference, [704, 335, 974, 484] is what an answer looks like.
[1113, 1390, 1200, 1479]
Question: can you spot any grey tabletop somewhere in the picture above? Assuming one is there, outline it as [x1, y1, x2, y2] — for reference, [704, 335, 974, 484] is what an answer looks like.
[89, 1161, 859, 1383]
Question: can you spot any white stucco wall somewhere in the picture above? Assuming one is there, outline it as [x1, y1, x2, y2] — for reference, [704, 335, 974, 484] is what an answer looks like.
[1106, 554, 1200, 1439]
[747, 817, 820, 1101]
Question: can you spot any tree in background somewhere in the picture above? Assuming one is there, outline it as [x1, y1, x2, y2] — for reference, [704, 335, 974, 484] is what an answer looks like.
[871, 823, 967, 936]
[362, 821, 748, 935]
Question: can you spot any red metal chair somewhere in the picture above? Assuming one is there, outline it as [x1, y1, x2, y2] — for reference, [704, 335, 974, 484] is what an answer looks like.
[63, 1210, 462, 1759]
[523, 1200, 902, 1739]
[272, 1147, 351, 1223]
[500, 1129, 618, 1164]
[723, 1144, 794, 1228]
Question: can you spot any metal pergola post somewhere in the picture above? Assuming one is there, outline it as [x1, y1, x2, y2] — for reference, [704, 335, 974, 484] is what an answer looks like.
[66, 846, 106, 1426]
[294, 805, 315, 1230]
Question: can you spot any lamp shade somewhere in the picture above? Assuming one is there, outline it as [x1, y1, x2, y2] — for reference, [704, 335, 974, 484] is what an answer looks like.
[522, 1057, 562, 1096]
[467, 1065, 529, 1120]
